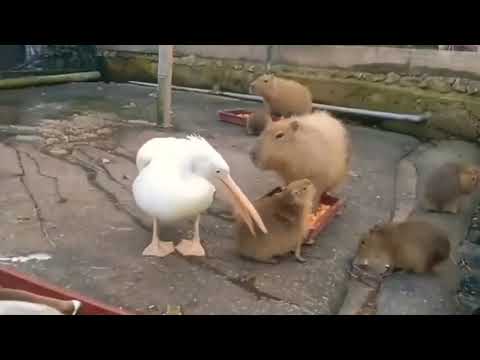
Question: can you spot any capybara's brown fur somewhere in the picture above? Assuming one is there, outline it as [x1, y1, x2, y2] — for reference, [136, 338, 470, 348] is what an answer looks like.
[354, 221, 451, 274]
[249, 74, 312, 118]
[246, 109, 269, 136]
[235, 179, 316, 264]
[423, 162, 480, 214]
[249, 111, 351, 205]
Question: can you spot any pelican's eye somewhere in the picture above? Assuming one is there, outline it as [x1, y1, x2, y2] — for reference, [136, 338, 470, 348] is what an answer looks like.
[216, 170, 221, 174]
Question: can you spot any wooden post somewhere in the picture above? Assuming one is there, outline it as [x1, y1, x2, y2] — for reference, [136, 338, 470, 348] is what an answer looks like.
[157, 45, 173, 127]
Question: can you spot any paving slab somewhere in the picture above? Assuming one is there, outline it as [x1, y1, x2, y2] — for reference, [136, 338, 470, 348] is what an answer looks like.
[0, 82, 421, 314]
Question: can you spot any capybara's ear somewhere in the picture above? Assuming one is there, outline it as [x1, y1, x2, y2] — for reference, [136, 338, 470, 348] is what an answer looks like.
[290, 120, 300, 132]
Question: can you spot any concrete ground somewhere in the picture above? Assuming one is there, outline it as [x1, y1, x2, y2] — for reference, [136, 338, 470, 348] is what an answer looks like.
[0, 82, 478, 315]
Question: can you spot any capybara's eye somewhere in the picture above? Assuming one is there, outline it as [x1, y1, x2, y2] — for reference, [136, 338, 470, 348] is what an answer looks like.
[275, 132, 284, 139]
[263, 79, 268, 83]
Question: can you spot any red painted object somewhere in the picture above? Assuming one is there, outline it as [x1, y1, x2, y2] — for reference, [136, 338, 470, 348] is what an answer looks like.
[218, 109, 281, 127]
[307, 193, 344, 240]
[0, 266, 133, 315]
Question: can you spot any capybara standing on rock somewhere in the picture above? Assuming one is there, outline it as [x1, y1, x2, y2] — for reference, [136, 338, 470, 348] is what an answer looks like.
[235, 179, 317, 264]
[423, 162, 480, 214]
[353, 221, 451, 275]
[249, 111, 351, 205]
[249, 74, 313, 118]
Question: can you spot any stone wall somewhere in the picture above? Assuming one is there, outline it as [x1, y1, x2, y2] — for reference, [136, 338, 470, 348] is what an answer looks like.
[97, 46, 480, 142]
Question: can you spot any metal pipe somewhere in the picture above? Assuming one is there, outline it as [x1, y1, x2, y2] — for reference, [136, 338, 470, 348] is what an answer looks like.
[129, 81, 430, 123]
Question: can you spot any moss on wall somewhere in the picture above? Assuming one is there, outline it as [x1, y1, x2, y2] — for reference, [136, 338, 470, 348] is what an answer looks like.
[100, 51, 480, 142]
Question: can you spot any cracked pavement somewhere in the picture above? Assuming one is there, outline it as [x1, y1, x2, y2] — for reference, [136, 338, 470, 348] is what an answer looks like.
[1, 82, 465, 315]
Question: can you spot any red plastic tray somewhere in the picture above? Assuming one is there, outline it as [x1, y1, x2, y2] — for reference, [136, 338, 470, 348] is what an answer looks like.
[0, 266, 133, 315]
[218, 109, 281, 127]
[218, 109, 251, 126]
[307, 193, 344, 240]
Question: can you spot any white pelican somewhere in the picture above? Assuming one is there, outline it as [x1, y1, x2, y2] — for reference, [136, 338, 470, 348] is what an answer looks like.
[132, 135, 267, 257]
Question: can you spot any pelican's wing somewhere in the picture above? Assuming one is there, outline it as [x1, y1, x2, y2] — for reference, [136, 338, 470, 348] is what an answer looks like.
[0, 301, 63, 315]
[136, 137, 188, 172]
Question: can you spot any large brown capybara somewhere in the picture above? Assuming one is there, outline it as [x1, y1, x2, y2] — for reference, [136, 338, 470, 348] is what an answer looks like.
[249, 74, 312, 118]
[353, 220, 451, 275]
[249, 111, 351, 205]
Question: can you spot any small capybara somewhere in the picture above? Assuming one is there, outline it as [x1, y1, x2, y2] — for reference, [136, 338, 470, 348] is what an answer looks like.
[423, 162, 480, 214]
[249, 74, 312, 118]
[353, 220, 451, 274]
[246, 108, 270, 136]
[249, 111, 351, 205]
[235, 179, 316, 264]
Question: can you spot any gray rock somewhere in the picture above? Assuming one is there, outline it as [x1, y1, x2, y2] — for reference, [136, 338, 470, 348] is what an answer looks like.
[447, 77, 457, 85]
[418, 80, 429, 89]
[363, 73, 386, 82]
[399, 76, 421, 87]
[452, 78, 468, 93]
[330, 70, 354, 79]
[41, 128, 64, 137]
[48, 147, 69, 156]
[458, 242, 480, 270]
[425, 76, 452, 93]
[353, 72, 365, 80]
[45, 137, 60, 145]
[467, 230, 480, 245]
[97, 128, 113, 136]
[385, 72, 401, 84]
[174, 54, 196, 67]
[459, 273, 480, 297]
[467, 81, 480, 95]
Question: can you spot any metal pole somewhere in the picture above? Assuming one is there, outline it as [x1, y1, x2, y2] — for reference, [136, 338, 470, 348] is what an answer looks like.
[157, 45, 173, 127]
[265, 45, 273, 73]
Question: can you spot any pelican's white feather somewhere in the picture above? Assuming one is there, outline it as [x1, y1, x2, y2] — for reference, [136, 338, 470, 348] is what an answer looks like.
[132, 135, 228, 223]
[135, 135, 228, 173]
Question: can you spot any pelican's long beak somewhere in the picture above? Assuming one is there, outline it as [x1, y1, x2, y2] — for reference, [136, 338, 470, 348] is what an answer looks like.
[219, 174, 267, 236]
